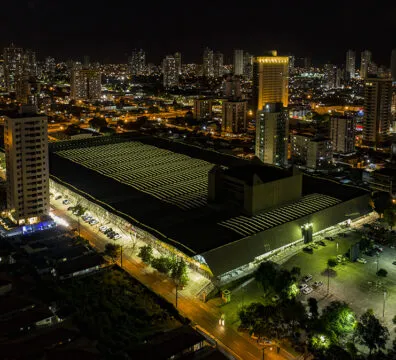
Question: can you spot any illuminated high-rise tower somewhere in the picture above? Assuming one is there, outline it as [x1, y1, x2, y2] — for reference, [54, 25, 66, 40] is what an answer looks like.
[162, 55, 178, 88]
[213, 51, 224, 77]
[129, 49, 146, 76]
[233, 49, 244, 76]
[346, 50, 356, 80]
[252, 51, 289, 112]
[360, 50, 372, 79]
[391, 49, 396, 81]
[203, 47, 214, 77]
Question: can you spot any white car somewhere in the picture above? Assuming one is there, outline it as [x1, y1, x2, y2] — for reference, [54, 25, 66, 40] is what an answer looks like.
[302, 274, 313, 282]
[90, 219, 99, 225]
[99, 226, 108, 232]
[302, 286, 313, 295]
[62, 199, 70, 205]
[113, 234, 121, 240]
[313, 281, 323, 288]
[357, 258, 367, 264]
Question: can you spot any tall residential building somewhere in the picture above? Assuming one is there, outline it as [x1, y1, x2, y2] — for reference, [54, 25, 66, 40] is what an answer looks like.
[233, 49, 244, 76]
[243, 52, 254, 80]
[360, 50, 372, 79]
[193, 98, 212, 120]
[222, 100, 247, 134]
[363, 77, 392, 148]
[252, 51, 289, 112]
[203, 48, 214, 77]
[3, 45, 24, 92]
[255, 102, 289, 167]
[174, 52, 182, 75]
[224, 75, 241, 98]
[291, 134, 333, 169]
[213, 51, 223, 78]
[70, 63, 102, 100]
[129, 49, 146, 76]
[391, 49, 396, 81]
[346, 50, 356, 79]
[4, 107, 49, 224]
[162, 55, 178, 88]
[324, 64, 337, 89]
[330, 115, 356, 153]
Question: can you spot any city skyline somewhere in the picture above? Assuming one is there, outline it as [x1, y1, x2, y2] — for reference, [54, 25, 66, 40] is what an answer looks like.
[1, 0, 396, 64]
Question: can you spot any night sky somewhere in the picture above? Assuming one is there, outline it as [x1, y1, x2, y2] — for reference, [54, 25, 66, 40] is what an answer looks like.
[1, 0, 396, 65]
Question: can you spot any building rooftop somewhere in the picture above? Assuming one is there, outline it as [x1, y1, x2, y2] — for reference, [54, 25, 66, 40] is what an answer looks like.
[55, 253, 105, 277]
[48, 134, 369, 258]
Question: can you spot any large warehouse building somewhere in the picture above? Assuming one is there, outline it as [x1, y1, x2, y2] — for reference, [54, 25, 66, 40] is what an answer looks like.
[49, 134, 370, 281]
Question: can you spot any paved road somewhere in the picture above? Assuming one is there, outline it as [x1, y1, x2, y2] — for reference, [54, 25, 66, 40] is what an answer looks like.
[51, 203, 295, 360]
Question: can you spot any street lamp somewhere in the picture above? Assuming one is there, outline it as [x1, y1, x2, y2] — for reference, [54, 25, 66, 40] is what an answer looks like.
[262, 345, 273, 360]
[383, 289, 387, 318]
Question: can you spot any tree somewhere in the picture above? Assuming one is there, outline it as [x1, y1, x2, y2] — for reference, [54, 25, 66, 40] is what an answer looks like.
[355, 309, 389, 355]
[89, 117, 108, 130]
[104, 243, 121, 262]
[328, 258, 338, 268]
[377, 269, 388, 277]
[384, 208, 396, 229]
[138, 245, 153, 264]
[73, 203, 87, 217]
[255, 262, 278, 294]
[151, 256, 173, 275]
[290, 266, 301, 277]
[371, 192, 391, 218]
[320, 301, 356, 344]
[171, 259, 188, 286]
[308, 297, 319, 319]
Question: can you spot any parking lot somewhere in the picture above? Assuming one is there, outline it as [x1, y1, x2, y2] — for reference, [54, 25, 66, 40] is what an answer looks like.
[283, 225, 396, 329]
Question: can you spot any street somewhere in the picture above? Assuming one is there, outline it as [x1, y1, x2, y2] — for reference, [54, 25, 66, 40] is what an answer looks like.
[51, 201, 295, 360]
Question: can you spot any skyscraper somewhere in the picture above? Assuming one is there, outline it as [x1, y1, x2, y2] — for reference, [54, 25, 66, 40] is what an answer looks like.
[391, 49, 396, 81]
[346, 50, 356, 80]
[324, 64, 337, 89]
[70, 63, 102, 100]
[3, 44, 27, 91]
[252, 51, 289, 112]
[162, 55, 178, 88]
[233, 49, 244, 76]
[360, 50, 372, 79]
[129, 49, 146, 76]
[363, 77, 392, 148]
[193, 98, 212, 120]
[174, 52, 182, 75]
[213, 52, 224, 77]
[255, 102, 289, 167]
[4, 107, 49, 224]
[243, 52, 253, 80]
[203, 48, 214, 77]
[330, 115, 356, 153]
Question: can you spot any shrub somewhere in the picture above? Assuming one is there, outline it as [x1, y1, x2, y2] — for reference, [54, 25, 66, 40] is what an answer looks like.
[377, 269, 388, 277]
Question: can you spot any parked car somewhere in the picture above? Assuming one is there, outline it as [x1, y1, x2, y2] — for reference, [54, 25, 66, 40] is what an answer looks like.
[55, 195, 62, 200]
[357, 258, 367, 264]
[373, 245, 383, 252]
[62, 199, 70, 205]
[67, 206, 74, 211]
[303, 247, 313, 254]
[317, 240, 326, 246]
[89, 219, 99, 225]
[313, 281, 323, 287]
[310, 243, 319, 249]
[99, 226, 108, 232]
[325, 236, 334, 241]
[299, 283, 308, 291]
[302, 274, 313, 282]
[302, 286, 313, 295]
[113, 234, 121, 240]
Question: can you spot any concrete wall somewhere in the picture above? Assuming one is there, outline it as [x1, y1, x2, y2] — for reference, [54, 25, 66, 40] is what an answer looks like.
[245, 174, 302, 215]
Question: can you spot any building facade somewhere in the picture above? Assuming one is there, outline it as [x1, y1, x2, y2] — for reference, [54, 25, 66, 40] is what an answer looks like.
[193, 99, 212, 120]
[70, 63, 102, 100]
[252, 52, 289, 112]
[203, 48, 214, 77]
[360, 50, 372, 79]
[129, 49, 146, 76]
[162, 55, 179, 88]
[346, 50, 356, 80]
[233, 49, 244, 76]
[362, 77, 392, 148]
[4, 109, 49, 224]
[222, 100, 247, 134]
[213, 51, 223, 78]
[255, 102, 288, 167]
[330, 115, 356, 153]
[391, 49, 396, 82]
[291, 134, 333, 169]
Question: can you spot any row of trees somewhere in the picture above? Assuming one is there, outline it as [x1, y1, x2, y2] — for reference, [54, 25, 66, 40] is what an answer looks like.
[138, 245, 188, 286]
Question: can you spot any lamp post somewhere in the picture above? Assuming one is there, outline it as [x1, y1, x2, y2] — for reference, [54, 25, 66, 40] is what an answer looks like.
[376, 253, 380, 274]
[383, 289, 387, 318]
